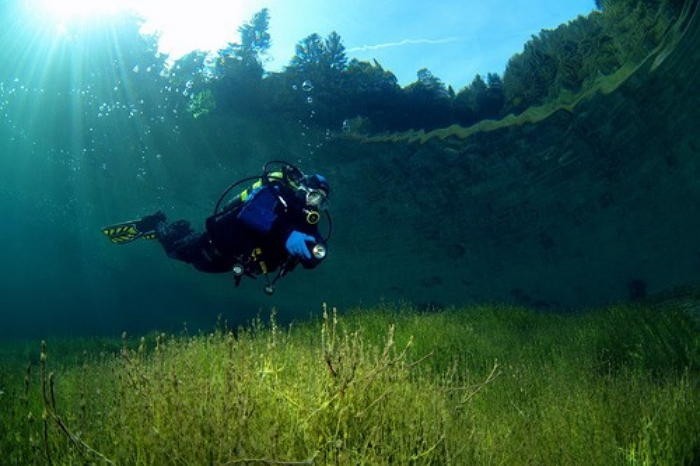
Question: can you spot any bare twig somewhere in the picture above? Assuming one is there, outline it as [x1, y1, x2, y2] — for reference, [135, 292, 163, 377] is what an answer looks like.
[38, 341, 116, 465]
[324, 354, 337, 377]
[46, 409, 116, 465]
[406, 351, 434, 369]
[458, 362, 500, 405]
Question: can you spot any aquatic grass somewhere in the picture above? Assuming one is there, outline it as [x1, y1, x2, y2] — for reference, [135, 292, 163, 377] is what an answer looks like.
[0, 301, 698, 465]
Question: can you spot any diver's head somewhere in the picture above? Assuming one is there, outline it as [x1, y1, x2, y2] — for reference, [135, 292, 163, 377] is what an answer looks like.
[299, 174, 329, 208]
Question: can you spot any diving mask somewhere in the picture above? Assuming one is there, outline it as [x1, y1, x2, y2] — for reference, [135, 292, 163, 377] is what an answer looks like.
[301, 186, 328, 208]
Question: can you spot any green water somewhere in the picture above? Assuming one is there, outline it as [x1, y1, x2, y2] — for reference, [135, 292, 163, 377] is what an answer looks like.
[0, 0, 698, 338]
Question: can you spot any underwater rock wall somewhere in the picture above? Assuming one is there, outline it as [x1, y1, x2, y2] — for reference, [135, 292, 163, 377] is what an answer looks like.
[306, 0, 700, 310]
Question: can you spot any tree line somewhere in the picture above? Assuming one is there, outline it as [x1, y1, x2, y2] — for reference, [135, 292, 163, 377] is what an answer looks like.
[178, 0, 683, 132]
[0, 0, 685, 134]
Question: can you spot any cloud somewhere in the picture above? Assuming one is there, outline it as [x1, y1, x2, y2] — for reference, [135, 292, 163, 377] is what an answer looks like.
[347, 37, 461, 53]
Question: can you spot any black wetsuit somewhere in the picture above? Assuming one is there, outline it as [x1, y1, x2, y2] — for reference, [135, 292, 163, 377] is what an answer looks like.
[157, 181, 324, 274]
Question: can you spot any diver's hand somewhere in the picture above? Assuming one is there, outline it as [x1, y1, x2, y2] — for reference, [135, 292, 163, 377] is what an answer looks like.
[285, 231, 315, 260]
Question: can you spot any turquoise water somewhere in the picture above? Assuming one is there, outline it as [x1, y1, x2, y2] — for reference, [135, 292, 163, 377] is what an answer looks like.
[1, 1, 698, 338]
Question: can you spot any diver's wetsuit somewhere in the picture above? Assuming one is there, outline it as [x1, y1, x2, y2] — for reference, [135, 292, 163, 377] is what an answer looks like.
[156, 180, 323, 274]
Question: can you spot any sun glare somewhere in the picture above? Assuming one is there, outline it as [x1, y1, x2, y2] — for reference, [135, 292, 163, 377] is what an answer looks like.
[26, 0, 262, 60]
[29, 0, 127, 22]
[136, 0, 260, 59]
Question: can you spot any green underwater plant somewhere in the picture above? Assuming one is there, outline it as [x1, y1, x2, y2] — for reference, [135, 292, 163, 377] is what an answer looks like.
[188, 89, 216, 119]
[0, 301, 698, 465]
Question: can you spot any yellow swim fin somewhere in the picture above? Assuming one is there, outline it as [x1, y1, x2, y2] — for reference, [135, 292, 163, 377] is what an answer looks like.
[101, 211, 165, 245]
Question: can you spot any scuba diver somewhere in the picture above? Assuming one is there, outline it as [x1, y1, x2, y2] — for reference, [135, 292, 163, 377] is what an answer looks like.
[101, 161, 331, 295]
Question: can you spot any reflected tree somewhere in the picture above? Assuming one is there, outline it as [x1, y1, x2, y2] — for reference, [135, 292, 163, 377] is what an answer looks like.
[213, 8, 271, 112]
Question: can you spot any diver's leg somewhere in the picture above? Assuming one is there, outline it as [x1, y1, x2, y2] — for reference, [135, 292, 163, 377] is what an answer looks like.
[156, 221, 231, 273]
[156, 220, 200, 262]
[103, 212, 230, 272]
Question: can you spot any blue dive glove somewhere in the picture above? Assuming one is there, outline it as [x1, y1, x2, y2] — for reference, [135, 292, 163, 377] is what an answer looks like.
[285, 230, 315, 260]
